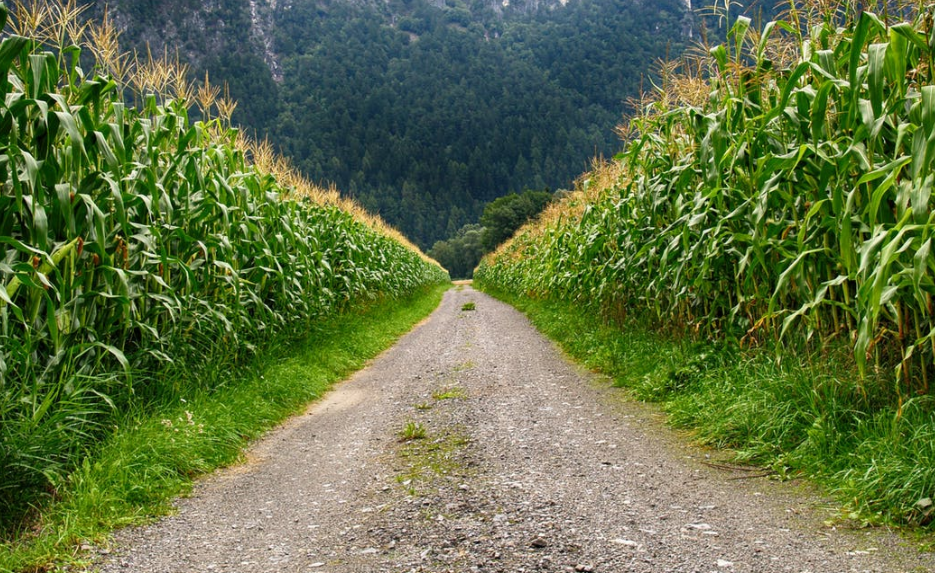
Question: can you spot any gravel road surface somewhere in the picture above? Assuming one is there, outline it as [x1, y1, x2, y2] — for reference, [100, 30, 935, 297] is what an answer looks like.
[93, 286, 934, 573]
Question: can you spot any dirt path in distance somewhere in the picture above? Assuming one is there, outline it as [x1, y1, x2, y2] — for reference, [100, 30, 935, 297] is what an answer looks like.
[93, 286, 934, 573]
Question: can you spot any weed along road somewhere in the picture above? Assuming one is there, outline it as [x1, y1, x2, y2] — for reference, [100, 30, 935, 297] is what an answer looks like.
[94, 287, 933, 573]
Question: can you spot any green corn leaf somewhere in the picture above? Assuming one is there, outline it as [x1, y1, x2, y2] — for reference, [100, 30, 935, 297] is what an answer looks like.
[19, 150, 40, 194]
[854, 315, 872, 376]
[769, 247, 824, 313]
[817, 50, 836, 77]
[857, 155, 912, 185]
[930, 13, 935, 54]
[894, 122, 912, 157]
[765, 61, 810, 125]
[922, 85, 935, 135]
[29, 378, 61, 428]
[911, 88, 935, 181]
[107, 122, 126, 165]
[848, 13, 872, 88]
[28, 54, 47, 99]
[911, 122, 927, 181]
[847, 12, 885, 125]
[912, 172, 933, 224]
[30, 202, 49, 254]
[93, 131, 120, 172]
[0, 35, 29, 74]
[867, 43, 886, 117]
[811, 80, 834, 142]
[912, 238, 931, 306]
[54, 183, 76, 237]
[45, 296, 60, 350]
[757, 20, 795, 67]
[886, 29, 909, 89]
[869, 222, 913, 317]
[891, 22, 927, 52]
[54, 111, 87, 163]
[731, 16, 751, 64]
[0, 281, 14, 307]
[710, 44, 729, 74]
[859, 155, 913, 228]
[97, 342, 131, 378]
[858, 229, 888, 277]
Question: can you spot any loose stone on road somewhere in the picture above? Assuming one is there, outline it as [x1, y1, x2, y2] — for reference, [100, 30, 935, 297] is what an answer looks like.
[94, 287, 934, 572]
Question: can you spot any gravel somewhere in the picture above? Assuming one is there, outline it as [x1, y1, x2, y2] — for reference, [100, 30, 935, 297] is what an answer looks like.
[91, 287, 934, 573]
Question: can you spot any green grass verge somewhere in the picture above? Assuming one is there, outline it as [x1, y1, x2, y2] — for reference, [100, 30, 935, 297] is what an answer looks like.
[0, 284, 448, 573]
[481, 287, 935, 532]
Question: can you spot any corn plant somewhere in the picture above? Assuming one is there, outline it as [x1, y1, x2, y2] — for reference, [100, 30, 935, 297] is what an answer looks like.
[477, 1, 935, 396]
[0, 1, 447, 525]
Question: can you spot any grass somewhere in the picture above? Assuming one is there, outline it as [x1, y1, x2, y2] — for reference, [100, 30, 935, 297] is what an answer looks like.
[461, 302, 476, 311]
[395, 427, 471, 496]
[399, 421, 428, 441]
[481, 286, 935, 532]
[0, 283, 448, 573]
[432, 386, 467, 401]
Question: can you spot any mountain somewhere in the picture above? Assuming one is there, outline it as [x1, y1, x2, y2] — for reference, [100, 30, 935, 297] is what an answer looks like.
[84, 0, 699, 247]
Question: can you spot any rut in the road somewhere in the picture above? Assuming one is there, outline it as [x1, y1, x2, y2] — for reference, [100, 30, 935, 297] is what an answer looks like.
[94, 287, 933, 573]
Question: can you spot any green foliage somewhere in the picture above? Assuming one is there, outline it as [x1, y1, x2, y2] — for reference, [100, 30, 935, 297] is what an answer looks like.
[255, 0, 688, 247]
[428, 189, 553, 278]
[479, 6, 935, 394]
[0, 6, 447, 533]
[432, 385, 467, 399]
[429, 223, 485, 279]
[399, 421, 428, 441]
[480, 189, 554, 251]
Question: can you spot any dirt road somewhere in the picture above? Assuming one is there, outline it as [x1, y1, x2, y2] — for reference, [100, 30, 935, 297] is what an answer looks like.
[94, 287, 933, 573]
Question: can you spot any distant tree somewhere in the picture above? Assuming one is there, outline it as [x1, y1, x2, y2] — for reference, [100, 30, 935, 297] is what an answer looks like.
[429, 224, 485, 279]
[479, 189, 553, 251]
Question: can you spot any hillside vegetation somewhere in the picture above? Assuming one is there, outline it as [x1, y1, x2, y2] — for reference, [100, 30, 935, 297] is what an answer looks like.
[429, 188, 554, 278]
[477, 1, 935, 525]
[85, 0, 692, 247]
[0, 0, 447, 536]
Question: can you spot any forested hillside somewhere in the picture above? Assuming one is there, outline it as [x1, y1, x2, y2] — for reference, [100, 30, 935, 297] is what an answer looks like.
[83, 0, 694, 247]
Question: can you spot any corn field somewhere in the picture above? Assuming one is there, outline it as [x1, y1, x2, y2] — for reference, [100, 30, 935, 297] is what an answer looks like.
[476, 2, 935, 394]
[0, 1, 447, 518]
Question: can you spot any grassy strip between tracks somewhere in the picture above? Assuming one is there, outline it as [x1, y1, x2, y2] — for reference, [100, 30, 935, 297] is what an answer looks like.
[0, 284, 449, 573]
[482, 287, 935, 540]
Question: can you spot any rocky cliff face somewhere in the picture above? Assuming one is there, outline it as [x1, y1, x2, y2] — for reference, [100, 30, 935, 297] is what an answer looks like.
[246, 0, 280, 80]
[88, 0, 255, 68]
